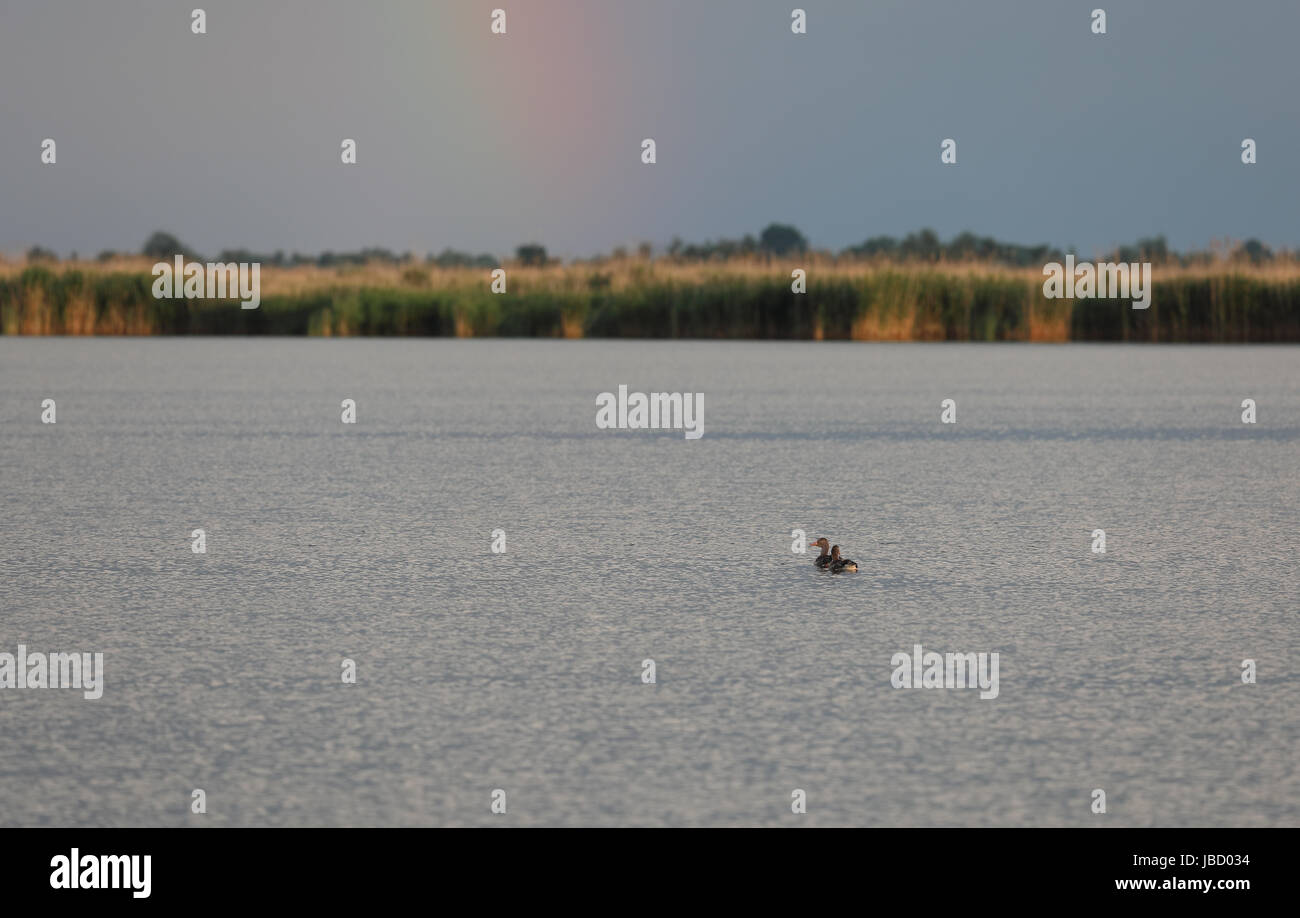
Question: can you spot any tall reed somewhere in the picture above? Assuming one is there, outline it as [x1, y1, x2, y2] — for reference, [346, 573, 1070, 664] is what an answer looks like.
[2, 259, 1297, 341]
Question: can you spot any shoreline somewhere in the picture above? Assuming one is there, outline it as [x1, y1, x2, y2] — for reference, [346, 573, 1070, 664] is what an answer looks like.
[4, 260, 1299, 341]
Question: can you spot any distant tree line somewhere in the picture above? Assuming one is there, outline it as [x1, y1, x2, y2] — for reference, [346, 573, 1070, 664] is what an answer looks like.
[842, 229, 1064, 266]
[18, 226, 1291, 268]
[77, 231, 502, 269]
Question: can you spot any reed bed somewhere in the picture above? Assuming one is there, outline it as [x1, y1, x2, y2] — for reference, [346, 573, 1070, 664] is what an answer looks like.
[3, 257, 1298, 341]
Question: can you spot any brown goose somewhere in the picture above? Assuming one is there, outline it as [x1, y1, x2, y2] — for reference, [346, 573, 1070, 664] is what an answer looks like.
[812, 537, 833, 569]
[829, 545, 858, 574]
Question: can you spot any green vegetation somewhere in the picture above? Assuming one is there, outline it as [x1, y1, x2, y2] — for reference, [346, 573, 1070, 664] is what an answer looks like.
[4, 260, 1298, 341]
[4, 224, 1296, 339]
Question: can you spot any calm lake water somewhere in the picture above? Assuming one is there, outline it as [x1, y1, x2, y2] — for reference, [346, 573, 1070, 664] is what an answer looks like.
[1, 339, 1296, 827]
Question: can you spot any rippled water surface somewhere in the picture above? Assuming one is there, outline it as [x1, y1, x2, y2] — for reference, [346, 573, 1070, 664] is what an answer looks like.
[1, 339, 1297, 826]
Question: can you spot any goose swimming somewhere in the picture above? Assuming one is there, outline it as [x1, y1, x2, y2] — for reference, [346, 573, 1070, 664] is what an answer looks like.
[812, 537, 833, 569]
[829, 545, 858, 574]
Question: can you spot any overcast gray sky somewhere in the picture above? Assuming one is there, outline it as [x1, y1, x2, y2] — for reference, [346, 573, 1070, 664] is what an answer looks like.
[2, 0, 1297, 260]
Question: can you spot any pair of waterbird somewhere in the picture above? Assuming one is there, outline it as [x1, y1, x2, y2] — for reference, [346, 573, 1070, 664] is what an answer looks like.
[811, 537, 858, 574]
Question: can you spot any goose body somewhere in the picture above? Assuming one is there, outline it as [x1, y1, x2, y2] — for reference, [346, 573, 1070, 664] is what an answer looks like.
[829, 545, 858, 574]
[812, 537, 833, 569]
